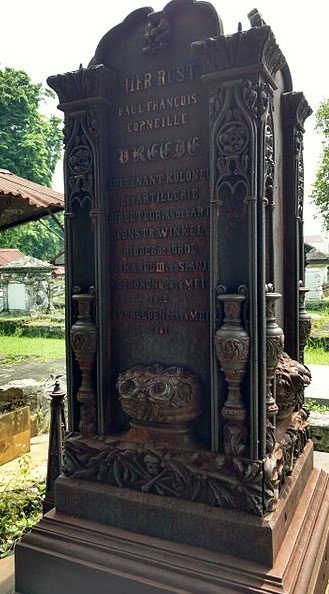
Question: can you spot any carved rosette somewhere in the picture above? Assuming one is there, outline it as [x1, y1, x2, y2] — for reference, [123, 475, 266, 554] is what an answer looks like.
[265, 288, 284, 419]
[214, 100, 251, 198]
[70, 293, 97, 436]
[215, 294, 249, 455]
[117, 365, 201, 426]
[299, 284, 312, 363]
[64, 113, 99, 217]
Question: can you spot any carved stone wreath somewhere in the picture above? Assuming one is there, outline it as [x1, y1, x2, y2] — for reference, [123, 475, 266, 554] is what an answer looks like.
[117, 364, 201, 425]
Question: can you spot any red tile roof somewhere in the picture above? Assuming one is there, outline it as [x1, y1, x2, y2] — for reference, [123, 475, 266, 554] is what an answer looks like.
[0, 249, 26, 266]
[0, 169, 64, 231]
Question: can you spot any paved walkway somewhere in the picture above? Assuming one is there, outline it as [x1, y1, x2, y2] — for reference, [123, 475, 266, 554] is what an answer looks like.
[306, 364, 329, 405]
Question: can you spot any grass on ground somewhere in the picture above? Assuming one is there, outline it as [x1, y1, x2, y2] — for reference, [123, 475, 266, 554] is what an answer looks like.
[0, 335, 65, 364]
[307, 301, 329, 338]
[304, 345, 329, 366]
[0, 455, 45, 557]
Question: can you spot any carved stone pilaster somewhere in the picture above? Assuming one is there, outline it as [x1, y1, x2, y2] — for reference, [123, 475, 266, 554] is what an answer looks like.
[202, 31, 278, 459]
[282, 92, 312, 361]
[48, 65, 114, 435]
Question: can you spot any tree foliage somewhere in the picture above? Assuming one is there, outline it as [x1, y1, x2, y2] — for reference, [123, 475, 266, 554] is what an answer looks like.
[312, 99, 329, 231]
[0, 67, 63, 260]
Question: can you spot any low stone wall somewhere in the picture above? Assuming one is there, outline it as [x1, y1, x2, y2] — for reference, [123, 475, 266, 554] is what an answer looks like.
[309, 412, 329, 452]
[0, 406, 30, 465]
[0, 370, 67, 437]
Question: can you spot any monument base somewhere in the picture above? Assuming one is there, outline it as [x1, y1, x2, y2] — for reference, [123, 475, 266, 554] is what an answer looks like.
[15, 460, 329, 593]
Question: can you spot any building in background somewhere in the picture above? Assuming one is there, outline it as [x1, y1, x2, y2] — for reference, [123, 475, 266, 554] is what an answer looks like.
[0, 249, 54, 314]
[305, 235, 329, 299]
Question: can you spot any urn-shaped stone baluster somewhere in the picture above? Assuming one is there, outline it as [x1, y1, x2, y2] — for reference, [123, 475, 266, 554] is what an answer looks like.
[299, 283, 312, 364]
[70, 293, 97, 436]
[265, 289, 284, 421]
[214, 294, 250, 455]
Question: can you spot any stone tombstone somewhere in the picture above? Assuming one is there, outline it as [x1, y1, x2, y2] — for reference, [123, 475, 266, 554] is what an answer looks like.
[15, 2, 329, 594]
[103, 1, 221, 442]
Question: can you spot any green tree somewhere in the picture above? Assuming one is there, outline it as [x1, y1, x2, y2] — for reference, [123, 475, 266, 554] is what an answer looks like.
[312, 99, 329, 231]
[0, 67, 63, 260]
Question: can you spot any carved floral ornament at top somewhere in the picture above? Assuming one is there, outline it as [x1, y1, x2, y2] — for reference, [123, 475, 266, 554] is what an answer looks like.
[143, 11, 171, 54]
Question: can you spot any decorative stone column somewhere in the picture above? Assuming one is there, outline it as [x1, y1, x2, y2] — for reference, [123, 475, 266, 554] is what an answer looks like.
[193, 24, 286, 458]
[48, 65, 114, 434]
[282, 93, 312, 360]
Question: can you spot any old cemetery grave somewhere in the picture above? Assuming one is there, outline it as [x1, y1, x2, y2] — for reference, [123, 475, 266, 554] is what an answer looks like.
[15, 1, 329, 593]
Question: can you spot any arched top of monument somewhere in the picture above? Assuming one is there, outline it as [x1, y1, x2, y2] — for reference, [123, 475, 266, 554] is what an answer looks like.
[90, 0, 223, 69]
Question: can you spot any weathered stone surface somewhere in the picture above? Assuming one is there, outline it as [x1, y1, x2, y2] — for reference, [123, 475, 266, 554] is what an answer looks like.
[0, 385, 26, 413]
[310, 412, 329, 452]
[0, 372, 67, 434]
[0, 406, 30, 465]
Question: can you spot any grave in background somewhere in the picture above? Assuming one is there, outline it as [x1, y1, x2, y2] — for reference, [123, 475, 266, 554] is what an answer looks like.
[15, 2, 329, 592]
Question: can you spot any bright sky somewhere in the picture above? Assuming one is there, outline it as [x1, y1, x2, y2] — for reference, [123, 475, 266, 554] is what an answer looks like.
[2, 0, 328, 235]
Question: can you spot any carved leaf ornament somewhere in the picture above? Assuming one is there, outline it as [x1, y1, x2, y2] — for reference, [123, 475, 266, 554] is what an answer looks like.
[64, 435, 265, 515]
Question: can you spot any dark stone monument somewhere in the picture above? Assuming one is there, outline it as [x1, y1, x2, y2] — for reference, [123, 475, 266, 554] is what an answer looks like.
[15, 2, 329, 592]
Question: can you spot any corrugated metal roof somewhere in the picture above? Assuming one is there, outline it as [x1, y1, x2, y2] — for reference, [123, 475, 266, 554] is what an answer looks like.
[0, 169, 64, 231]
[0, 255, 53, 270]
[0, 248, 25, 265]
